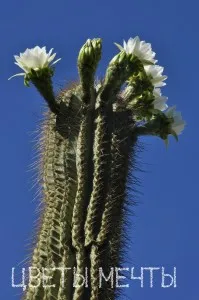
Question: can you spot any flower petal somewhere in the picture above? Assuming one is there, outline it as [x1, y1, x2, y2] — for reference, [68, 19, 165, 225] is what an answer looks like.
[121, 36, 157, 63]
[114, 43, 124, 52]
[11, 46, 61, 77]
[8, 73, 25, 80]
[51, 58, 61, 66]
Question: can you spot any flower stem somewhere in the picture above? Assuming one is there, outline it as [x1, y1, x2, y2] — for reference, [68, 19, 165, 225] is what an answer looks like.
[31, 75, 60, 114]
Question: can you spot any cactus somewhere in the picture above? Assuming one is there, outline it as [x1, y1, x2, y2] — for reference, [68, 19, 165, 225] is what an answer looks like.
[9, 37, 185, 300]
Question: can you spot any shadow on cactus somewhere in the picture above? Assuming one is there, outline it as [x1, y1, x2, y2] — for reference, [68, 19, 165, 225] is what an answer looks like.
[9, 37, 185, 300]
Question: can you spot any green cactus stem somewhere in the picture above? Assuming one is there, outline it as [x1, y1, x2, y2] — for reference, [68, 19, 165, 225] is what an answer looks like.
[84, 52, 141, 248]
[12, 37, 184, 300]
[71, 39, 101, 300]
[30, 68, 60, 114]
[24, 88, 81, 300]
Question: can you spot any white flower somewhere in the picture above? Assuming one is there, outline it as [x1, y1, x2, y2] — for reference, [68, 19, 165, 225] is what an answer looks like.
[144, 65, 167, 87]
[115, 36, 157, 64]
[165, 106, 186, 135]
[9, 46, 61, 80]
[153, 88, 168, 111]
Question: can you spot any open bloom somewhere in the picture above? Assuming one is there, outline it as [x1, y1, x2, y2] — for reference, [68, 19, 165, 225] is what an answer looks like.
[165, 106, 185, 135]
[153, 88, 168, 111]
[144, 65, 167, 88]
[9, 46, 61, 79]
[115, 36, 157, 64]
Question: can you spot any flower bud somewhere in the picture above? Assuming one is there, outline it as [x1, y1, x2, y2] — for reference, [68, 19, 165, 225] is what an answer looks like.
[78, 38, 102, 69]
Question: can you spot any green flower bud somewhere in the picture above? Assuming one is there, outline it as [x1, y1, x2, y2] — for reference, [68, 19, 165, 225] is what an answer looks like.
[78, 38, 102, 69]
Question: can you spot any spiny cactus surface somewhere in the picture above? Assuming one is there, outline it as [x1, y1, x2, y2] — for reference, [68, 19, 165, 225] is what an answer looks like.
[9, 37, 185, 300]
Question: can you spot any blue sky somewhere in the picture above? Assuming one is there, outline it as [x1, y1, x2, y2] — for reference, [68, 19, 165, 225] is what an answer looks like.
[0, 0, 198, 299]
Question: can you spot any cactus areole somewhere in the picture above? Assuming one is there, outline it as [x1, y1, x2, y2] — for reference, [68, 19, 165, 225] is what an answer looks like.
[9, 38, 185, 300]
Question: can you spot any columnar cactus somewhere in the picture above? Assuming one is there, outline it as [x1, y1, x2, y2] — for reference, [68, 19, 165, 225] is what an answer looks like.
[10, 37, 185, 300]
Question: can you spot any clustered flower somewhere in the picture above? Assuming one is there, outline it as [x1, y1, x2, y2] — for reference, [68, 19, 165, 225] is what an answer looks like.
[9, 39, 185, 141]
[115, 36, 185, 138]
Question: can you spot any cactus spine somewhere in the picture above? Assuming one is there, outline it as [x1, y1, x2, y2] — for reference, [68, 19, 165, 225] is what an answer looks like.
[10, 38, 184, 300]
